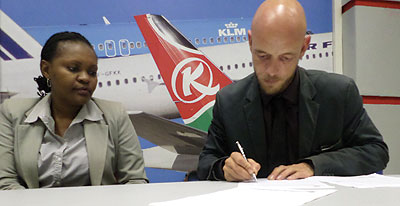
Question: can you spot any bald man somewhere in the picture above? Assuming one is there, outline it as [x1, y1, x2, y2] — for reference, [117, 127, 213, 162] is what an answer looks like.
[197, 0, 388, 182]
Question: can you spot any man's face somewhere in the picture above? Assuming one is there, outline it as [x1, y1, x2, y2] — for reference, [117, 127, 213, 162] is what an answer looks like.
[249, 29, 309, 95]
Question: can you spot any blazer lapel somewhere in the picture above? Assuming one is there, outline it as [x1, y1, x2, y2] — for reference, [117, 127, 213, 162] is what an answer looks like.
[243, 75, 267, 164]
[298, 68, 320, 158]
[84, 121, 108, 186]
[15, 123, 44, 188]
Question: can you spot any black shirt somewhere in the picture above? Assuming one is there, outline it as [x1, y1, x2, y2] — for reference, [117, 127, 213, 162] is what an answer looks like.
[260, 69, 300, 175]
[211, 69, 300, 180]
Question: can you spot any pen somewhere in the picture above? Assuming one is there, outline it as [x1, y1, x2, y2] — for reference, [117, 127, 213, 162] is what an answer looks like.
[235, 141, 257, 182]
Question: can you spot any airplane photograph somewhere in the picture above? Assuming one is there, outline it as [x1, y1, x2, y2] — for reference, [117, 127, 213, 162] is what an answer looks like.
[0, 0, 333, 182]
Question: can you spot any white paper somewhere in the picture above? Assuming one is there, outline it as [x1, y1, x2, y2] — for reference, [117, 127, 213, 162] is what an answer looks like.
[149, 187, 336, 206]
[309, 174, 400, 188]
[238, 178, 334, 190]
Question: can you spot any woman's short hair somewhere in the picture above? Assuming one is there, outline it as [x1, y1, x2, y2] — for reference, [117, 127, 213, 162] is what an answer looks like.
[35, 31, 95, 96]
[41, 31, 93, 62]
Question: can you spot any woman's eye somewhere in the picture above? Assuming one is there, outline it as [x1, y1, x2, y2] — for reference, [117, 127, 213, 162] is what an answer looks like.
[68, 66, 78, 72]
[88, 71, 97, 76]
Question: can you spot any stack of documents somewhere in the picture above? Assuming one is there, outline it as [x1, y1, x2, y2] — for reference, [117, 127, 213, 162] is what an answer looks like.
[309, 174, 400, 188]
[150, 178, 336, 206]
[150, 174, 400, 206]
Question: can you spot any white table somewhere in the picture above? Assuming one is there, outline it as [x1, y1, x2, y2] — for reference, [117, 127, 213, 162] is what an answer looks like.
[1, 180, 400, 206]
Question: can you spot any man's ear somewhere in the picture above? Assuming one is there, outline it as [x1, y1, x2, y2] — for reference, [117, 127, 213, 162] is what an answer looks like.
[40, 60, 51, 79]
[300, 35, 311, 58]
[248, 30, 253, 51]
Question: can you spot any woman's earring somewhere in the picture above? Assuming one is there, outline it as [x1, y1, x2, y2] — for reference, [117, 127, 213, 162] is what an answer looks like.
[46, 78, 52, 88]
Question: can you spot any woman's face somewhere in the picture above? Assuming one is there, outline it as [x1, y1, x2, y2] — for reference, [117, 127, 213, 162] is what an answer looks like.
[41, 41, 98, 108]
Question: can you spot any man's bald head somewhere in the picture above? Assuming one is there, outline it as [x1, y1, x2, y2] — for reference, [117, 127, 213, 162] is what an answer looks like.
[248, 0, 310, 95]
[251, 0, 307, 42]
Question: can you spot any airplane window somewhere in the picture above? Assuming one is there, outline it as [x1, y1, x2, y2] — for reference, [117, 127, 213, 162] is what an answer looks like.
[319, 53, 322, 58]
[243, 36, 247, 41]
[306, 54, 309, 60]
[242, 63, 245, 68]
[217, 37, 222, 43]
[116, 80, 120, 85]
[195, 38, 200, 45]
[203, 38, 207, 44]
[104, 40, 116, 57]
[325, 52, 329, 57]
[235, 64, 238, 69]
[143, 41, 147, 47]
[119, 39, 130, 56]
[98, 82, 103, 88]
[210, 37, 214, 44]
[312, 54, 316, 59]
[107, 81, 111, 86]
[122, 42, 127, 49]
[249, 62, 253, 67]
[332, 51, 333, 56]
[107, 43, 113, 50]
[124, 78, 128, 84]
[137, 42, 142, 48]
[130, 42, 135, 49]
[133, 77, 137, 83]
[149, 75, 154, 81]
[158, 74, 161, 79]
[98, 44, 104, 51]
[141, 76, 145, 82]
[219, 66, 223, 71]
[230, 36, 235, 42]
[227, 65, 231, 70]
[223, 37, 228, 43]
[236, 36, 241, 42]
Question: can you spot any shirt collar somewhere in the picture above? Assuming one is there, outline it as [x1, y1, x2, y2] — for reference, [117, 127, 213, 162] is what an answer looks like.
[24, 94, 103, 124]
[25, 95, 51, 123]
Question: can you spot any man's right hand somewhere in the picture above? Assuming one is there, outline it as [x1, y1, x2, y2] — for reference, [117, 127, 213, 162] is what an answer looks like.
[223, 152, 261, 182]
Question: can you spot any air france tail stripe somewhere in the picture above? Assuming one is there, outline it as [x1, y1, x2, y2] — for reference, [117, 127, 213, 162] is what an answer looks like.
[0, 49, 12, 60]
[0, 29, 32, 60]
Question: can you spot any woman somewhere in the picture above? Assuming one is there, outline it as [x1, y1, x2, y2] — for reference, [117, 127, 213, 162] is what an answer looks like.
[0, 32, 148, 189]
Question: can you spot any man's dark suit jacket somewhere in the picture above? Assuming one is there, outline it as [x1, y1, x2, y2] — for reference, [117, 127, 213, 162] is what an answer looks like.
[197, 67, 389, 180]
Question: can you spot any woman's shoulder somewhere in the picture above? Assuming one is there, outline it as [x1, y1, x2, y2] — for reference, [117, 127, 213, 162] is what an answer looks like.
[1, 98, 40, 116]
[91, 98, 126, 120]
[91, 98, 124, 111]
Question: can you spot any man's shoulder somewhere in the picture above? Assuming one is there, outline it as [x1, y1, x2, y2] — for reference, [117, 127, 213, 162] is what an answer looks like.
[303, 69, 354, 90]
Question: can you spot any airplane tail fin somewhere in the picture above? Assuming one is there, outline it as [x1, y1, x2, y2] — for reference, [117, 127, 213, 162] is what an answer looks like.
[135, 14, 232, 132]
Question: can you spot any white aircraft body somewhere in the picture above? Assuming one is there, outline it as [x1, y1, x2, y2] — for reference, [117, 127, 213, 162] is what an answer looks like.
[0, 10, 333, 171]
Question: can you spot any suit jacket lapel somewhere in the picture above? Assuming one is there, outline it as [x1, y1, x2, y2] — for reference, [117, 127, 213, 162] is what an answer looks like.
[298, 68, 319, 158]
[15, 123, 44, 188]
[84, 121, 108, 186]
[243, 75, 267, 164]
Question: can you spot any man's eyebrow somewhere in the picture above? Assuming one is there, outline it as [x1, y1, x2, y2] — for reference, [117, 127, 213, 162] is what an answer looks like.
[281, 52, 296, 56]
[254, 49, 269, 54]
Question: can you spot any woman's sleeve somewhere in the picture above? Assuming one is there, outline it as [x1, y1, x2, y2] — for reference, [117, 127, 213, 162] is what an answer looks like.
[0, 100, 26, 190]
[115, 105, 148, 184]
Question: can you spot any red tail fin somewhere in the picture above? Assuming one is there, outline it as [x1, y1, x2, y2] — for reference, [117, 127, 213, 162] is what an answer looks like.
[135, 14, 232, 130]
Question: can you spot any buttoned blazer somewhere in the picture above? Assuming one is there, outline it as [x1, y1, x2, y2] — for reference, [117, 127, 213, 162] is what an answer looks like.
[198, 67, 389, 179]
[0, 97, 147, 189]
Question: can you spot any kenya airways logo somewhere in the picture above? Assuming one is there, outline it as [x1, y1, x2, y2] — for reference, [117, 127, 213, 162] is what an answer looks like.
[171, 57, 220, 104]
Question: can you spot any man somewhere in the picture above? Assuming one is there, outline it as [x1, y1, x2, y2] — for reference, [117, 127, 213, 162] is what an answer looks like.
[197, 0, 389, 182]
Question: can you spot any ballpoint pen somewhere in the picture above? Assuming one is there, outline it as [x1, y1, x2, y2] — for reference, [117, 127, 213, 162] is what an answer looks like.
[235, 141, 258, 182]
